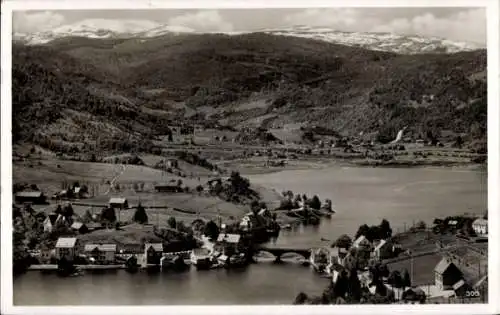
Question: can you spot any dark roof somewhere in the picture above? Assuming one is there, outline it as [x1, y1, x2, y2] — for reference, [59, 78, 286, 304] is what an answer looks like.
[434, 258, 462, 275]
[145, 243, 163, 252]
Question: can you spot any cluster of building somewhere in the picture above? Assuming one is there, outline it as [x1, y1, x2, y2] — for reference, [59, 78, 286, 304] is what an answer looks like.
[319, 231, 487, 303]
[52, 236, 169, 266]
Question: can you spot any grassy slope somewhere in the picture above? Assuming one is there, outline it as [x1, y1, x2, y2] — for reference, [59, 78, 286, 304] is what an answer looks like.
[13, 33, 487, 154]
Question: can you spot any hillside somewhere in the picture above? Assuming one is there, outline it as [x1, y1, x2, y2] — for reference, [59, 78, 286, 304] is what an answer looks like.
[12, 32, 487, 155]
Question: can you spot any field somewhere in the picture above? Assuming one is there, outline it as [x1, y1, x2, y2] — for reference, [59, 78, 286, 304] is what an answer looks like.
[387, 253, 443, 286]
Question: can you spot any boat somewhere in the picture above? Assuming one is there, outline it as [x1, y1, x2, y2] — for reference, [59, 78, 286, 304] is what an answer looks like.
[227, 253, 248, 268]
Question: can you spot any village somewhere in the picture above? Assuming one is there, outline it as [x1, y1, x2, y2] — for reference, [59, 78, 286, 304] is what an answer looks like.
[13, 171, 488, 305]
[299, 214, 488, 304]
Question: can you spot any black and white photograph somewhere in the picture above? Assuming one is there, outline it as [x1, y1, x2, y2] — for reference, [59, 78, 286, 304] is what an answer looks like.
[1, 0, 498, 313]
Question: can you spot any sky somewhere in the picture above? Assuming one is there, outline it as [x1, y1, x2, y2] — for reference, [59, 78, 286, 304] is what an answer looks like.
[13, 7, 486, 44]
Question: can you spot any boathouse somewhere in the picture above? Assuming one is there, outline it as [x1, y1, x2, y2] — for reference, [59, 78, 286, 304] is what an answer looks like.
[84, 244, 117, 264]
[216, 233, 242, 256]
[144, 243, 164, 265]
[55, 237, 79, 261]
[15, 191, 47, 205]
[434, 258, 464, 291]
[109, 197, 128, 209]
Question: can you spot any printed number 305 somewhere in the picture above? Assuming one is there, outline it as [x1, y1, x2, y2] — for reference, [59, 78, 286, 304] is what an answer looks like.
[466, 290, 480, 297]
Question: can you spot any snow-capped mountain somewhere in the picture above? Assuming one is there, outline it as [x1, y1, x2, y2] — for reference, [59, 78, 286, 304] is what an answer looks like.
[261, 25, 483, 54]
[13, 20, 484, 54]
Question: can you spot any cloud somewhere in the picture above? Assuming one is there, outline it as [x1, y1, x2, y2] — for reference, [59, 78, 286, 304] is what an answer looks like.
[284, 8, 486, 45]
[373, 9, 486, 45]
[13, 11, 66, 33]
[167, 10, 233, 32]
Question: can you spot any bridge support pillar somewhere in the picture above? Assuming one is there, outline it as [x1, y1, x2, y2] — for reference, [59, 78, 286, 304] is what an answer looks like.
[274, 255, 282, 263]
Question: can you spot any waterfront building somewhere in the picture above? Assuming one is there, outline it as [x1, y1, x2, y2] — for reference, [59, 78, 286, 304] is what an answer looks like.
[84, 244, 117, 264]
[402, 287, 426, 303]
[55, 237, 79, 261]
[144, 243, 163, 265]
[472, 218, 488, 236]
[434, 258, 464, 291]
[216, 233, 242, 256]
[15, 191, 47, 205]
[109, 197, 129, 209]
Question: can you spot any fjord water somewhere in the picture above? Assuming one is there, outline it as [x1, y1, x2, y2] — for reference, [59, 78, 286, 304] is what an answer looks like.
[13, 166, 487, 305]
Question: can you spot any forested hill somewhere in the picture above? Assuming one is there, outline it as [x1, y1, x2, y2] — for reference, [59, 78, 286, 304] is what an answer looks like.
[12, 32, 487, 154]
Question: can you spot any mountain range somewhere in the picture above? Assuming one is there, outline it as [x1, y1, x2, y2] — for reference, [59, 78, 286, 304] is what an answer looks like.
[12, 23, 487, 156]
[14, 19, 483, 55]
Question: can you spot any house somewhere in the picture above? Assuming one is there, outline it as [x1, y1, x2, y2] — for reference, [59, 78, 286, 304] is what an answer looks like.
[353, 235, 372, 250]
[452, 279, 473, 298]
[86, 222, 104, 232]
[144, 243, 163, 265]
[216, 233, 242, 256]
[71, 222, 89, 234]
[165, 159, 178, 168]
[329, 246, 349, 265]
[373, 239, 394, 260]
[15, 191, 47, 205]
[109, 197, 128, 209]
[55, 237, 79, 261]
[434, 258, 464, 290]
[155, 185, 183, 193]
[472, 218, 488, 236]
[43, 213, 68, 233]
[402, 287, 426, 303]
[118, 242, 143, 254]
[84, 244, 117, 264]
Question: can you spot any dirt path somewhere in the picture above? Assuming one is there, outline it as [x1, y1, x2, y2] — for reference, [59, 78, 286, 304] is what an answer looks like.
[104, 164, 126, 195]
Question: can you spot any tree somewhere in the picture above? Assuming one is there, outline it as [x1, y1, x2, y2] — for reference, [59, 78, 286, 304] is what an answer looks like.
[333, 270, 349, 298]
[309, 195, 322, 210]
[62, 203, 74, 217]
[204, 220, 220, 240]
[133, 203, 148, 224]
[332, 234, 352, 249]
[347, 268, 362, 302]
[81, 209, 93, 223]
[388, 270, 404, 288]
[355, 224, 370, 240]
[167, 216, 177, 229]
[379, 219, 392, 239]
[100, 207, 116, 224]
[402, 269, 412, 289]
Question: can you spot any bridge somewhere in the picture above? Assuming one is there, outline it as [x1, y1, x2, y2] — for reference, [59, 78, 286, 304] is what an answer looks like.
[255, 245, 313, 262]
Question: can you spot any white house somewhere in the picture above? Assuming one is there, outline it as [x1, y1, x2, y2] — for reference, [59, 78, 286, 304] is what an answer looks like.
[353, 235, 372, 250]
[472, 218, 488, 236]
